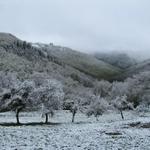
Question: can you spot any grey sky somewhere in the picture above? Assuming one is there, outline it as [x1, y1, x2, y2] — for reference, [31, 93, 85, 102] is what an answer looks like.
[0, 0, 150, 57]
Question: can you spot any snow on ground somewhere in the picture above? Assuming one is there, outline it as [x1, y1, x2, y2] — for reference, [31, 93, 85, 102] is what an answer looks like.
[0, 111, 150, 150]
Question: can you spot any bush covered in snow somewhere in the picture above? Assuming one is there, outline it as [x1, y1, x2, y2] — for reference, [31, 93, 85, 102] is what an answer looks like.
[86, 95, 109, 121]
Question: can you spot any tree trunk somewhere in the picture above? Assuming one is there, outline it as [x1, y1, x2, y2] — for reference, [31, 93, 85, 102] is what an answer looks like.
[120, 110, 124, 120]
[72, 112, 76, 123]
[45, 113, 48, 124]
[16, 108, 21, 124]
[96, 116, 99, 121]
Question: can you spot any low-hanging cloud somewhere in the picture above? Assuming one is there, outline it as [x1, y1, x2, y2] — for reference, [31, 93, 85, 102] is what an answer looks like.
[0, 0, 150, 59]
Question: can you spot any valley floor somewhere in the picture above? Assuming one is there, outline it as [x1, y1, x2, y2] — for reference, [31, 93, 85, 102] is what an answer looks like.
[0, 111, 150, 150]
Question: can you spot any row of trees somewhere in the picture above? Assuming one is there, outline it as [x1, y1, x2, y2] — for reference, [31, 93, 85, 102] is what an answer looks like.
[0, 72, 64, 124]
[0, 71, 150, 124]
[65, 71, 150, 122]
[14, 40, 32, 49]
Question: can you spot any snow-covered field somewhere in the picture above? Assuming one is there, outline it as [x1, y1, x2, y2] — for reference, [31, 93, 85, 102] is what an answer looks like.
[0, 111, 150, 150]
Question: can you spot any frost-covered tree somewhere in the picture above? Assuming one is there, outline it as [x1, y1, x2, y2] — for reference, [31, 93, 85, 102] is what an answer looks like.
[69, 96, 84, 123]
[0, 78, 64, 124]
[110, 71, 150, 108]
[0, 71, 20, 89]
[94, 80, 111, 97]
[112, 95, 133, 120]
[29, 79, 64, 123]
[64, 85, 93, 123]
[65, 89, 86, 123]
[0, 89, 11, 109]
[108, 71, 150, 112]
[86, 95, 108, 121]
[0, 80, 35, 124]
[30, 72, 51, 87]
[126, 71, 150, 107]
[110, 81, 129, 98]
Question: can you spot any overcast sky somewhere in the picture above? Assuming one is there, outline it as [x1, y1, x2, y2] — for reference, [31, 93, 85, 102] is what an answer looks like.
[0, 0, 150, 58]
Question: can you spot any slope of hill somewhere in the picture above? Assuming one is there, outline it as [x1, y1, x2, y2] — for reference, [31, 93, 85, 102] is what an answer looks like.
[94, 52, 136, 69]
[32, 43, 122, 80]
[0, 32, 122, 87]
[0, 33, 96, 87]
[123, 59, 150, 78]
[111, 58, 150, 81]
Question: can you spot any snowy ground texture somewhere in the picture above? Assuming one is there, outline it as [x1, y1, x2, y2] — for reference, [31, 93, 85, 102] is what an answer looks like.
[0, 110, 150, 150]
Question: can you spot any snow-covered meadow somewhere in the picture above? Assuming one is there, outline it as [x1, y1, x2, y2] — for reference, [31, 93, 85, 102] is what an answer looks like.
[0, 110, 150, 150]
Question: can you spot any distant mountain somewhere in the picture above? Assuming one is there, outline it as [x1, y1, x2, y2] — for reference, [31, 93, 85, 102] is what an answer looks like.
[32, 43, 121, 80]
[94, 52, 136, 69]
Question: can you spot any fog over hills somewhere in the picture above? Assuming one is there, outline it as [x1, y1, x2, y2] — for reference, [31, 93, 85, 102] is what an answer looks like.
[1, 32, 150, 84]
[1, 0, 150, 60]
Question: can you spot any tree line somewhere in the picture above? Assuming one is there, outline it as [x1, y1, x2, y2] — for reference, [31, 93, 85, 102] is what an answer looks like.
[0, 71, 150, 124]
